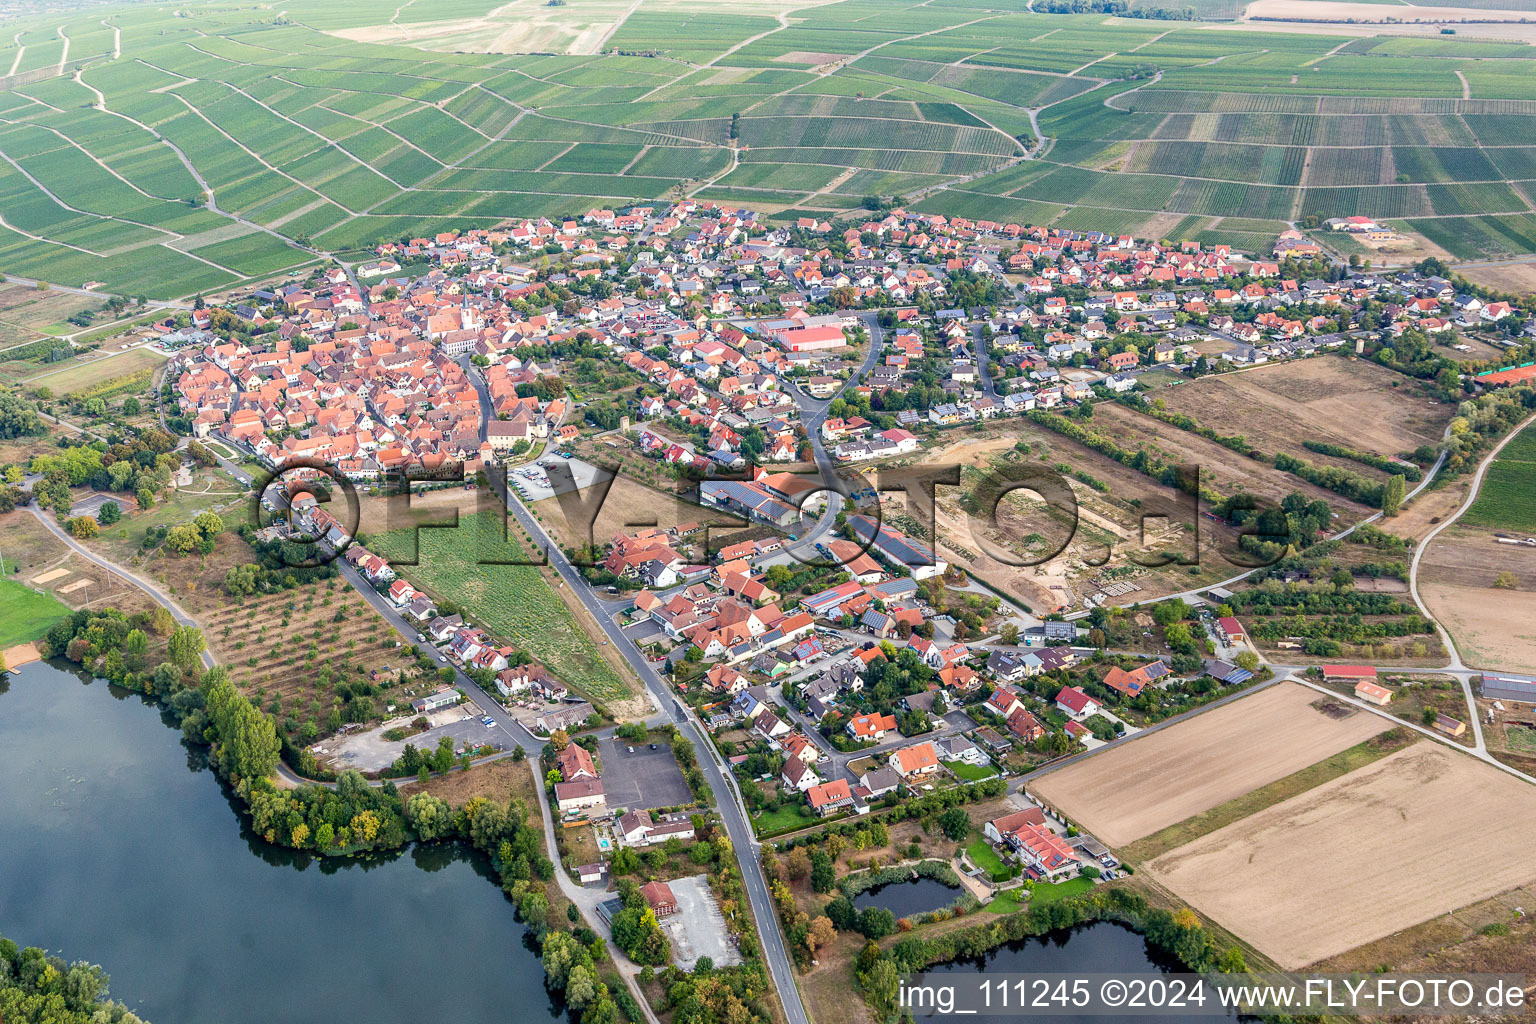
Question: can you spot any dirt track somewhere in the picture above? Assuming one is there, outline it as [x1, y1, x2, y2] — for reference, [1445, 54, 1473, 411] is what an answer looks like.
[1148, 743, 1536, 968]
[1030, 682, 1389, 847]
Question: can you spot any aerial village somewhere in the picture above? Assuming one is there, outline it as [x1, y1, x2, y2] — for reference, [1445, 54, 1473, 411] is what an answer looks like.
[158, 195, 1536, 894]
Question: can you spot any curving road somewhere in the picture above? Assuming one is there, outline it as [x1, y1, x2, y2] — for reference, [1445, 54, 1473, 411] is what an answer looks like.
[1409, 409, 1536, 675]
[28, 504, 217, 672]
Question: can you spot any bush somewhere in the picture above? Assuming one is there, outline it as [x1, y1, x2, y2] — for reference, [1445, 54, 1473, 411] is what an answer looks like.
[857, 906, 896, 940]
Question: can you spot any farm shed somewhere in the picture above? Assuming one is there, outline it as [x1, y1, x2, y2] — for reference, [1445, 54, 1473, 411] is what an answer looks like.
[1480, 672, 1536, 704]
[1354, 681, 1393, 706]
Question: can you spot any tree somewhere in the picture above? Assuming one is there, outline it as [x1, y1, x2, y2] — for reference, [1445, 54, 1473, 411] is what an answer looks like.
[165, 523, 201, 554]
[938, 806, 970, 841]
[407, 791, 453, 840]
[167, 624, 205, 669]
[203, 669, 280, 779]
[785, 847, 811, 879]
[1152, 598, 1191, 626]
[123, 628, 149, 669]
[97, 500, 121, 525]
[1493, 571, 1519, 590]
[1234, 651, 1261, 673]
[67, 516, 99, 539]
[564, 964, 598, 1009]
[999, 623, 1020, 645]
[224, 563, 260, 596]
[193, 511, 224, 539]
[810, 850, 835, 893]
[806, 915, 837, 953]
[148, 605, 175, 636]
[1381, 473, 1405, 516]
[0, 392, 46, 439]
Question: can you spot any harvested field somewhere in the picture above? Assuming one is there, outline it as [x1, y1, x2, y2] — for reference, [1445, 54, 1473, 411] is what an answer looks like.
[1148, 743, 1536, 969]
[1418, 525, 1536, 593]
[1030, 682, 1391, 847]
[1093, 401, 1373, 514]
[1461, 262, 1536, 296]
[1159, 358, 1451, 468]
[1420, 581, 1536, 672]
[1419, 525, 1536, 670]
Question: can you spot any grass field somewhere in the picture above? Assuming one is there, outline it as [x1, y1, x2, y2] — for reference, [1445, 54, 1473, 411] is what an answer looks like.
[370, 508, 633, 703]
[0, 577, 70, 650]
[21, 346, 166, 396]
[1463, 423, 1536, 532]
[965, 830, 1009, 880]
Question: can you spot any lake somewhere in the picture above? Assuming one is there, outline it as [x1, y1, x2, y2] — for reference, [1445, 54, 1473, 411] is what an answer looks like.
[851, 875, 963, 918]
[0, 660, 554, 1024]
[920, 919, 1241, 1023]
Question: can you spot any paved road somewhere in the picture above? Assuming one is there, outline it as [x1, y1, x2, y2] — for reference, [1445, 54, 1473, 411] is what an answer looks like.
[1409, 409, 1536, 676]
[479, 466, 813, 1024]
[780, 311, 887, 563]
[0, 273, 192, 309]
[451, 360, 810, 1024]
[971, 322, 999, 398]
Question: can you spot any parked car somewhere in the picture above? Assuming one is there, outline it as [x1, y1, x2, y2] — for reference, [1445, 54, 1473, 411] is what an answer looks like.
[482, 716, 495, 726]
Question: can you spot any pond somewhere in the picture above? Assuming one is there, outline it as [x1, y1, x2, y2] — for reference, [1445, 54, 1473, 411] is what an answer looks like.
[0, 660, 555, 1024]
[920, 920, 1242, 1023]
[852, 875, 963, 918]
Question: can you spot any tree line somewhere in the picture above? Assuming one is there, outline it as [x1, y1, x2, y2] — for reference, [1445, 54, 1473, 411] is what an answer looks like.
[0, 931, 147, 1024]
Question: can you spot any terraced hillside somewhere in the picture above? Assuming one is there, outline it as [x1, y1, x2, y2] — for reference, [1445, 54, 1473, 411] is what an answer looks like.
[2, 0, 1536, 297]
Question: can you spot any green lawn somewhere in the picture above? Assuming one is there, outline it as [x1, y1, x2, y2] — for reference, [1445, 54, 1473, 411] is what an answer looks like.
[947, 760, 998, 781]
[984, 887, 1026, 913]
[984, 873, 1096, 912]
[966, 830, 1009, 879]
[0, 578, 70, 651]
[1028, 875, 1097, 906]
[751, 804, 815, 835]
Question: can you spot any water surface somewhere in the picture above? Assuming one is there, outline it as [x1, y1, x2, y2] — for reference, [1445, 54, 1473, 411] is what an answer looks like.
[0, 662, 552, 1024]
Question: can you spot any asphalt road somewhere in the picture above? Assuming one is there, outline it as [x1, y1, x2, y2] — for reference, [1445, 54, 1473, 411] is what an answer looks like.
[457, 353, 812, 1024]
[482, 466, 813, 1024]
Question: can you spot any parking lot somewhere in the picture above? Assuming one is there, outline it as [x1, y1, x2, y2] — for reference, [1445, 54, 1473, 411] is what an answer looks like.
[317, 706, 510, 772]
[510, 456, 605, 502]
[596, 734, 693, 810]
[622, 618, 668, 647]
